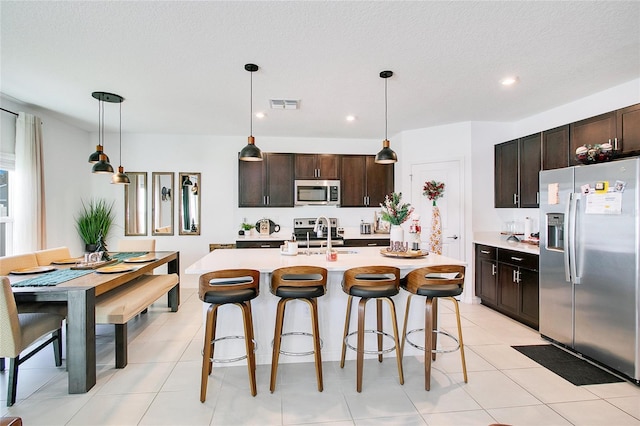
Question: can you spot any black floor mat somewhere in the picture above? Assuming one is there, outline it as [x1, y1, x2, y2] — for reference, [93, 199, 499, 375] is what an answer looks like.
[512, 344, 624, 386]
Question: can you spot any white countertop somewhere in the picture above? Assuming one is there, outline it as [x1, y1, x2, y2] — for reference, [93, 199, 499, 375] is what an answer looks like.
[473, 232, 540, 255]
[186, 245, 464, 275]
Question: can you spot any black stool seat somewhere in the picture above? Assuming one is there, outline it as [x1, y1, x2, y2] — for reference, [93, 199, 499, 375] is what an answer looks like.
[403, 284, 462, 298]
[275, 285, 325, 299]
[350, 284, 399, 299]
[203, 288, 257, 304]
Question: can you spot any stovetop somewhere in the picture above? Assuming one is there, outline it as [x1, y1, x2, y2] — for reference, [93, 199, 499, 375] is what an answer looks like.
[293, 217, 343, 244]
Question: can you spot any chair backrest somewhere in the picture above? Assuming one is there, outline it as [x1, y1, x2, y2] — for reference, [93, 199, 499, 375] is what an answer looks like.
[116, 239, 156, 252]
[271, 266, 328, 293]
[0, 253, 39, 276]
[0, 276, 21, 357]
[34, 247, 72, 266]
[342, 266, 400, 293]
[198, 269, 260, 302]
[403, 265, 465, 294]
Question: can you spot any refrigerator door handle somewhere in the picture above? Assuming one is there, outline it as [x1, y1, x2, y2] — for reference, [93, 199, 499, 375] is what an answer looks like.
[569, 193, 581, 284]
[564, 193, 572, 283]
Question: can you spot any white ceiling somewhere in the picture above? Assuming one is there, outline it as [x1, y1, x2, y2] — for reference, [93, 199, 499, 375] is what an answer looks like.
[1, 1, 639, 140]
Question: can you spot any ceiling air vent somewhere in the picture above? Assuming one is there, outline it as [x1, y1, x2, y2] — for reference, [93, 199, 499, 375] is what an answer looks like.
[270, 99, 300, 110]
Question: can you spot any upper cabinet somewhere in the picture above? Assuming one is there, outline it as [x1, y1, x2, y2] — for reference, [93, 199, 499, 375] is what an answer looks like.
[569, 112, 617, 166]
[617, 104, 640, 156]
[295, 154, 340, 179]
[542, 125, 570, 171]
[341, 155, 394, 207]
[238, 153, 294, 207]
[495, 134, 541, 208]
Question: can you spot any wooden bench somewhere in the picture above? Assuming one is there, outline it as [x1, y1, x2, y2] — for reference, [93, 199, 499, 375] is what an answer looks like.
[95, 273, 179, 368]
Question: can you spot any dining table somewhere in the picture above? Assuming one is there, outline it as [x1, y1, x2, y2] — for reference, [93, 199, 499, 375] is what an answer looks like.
[8, 250, 180, 394]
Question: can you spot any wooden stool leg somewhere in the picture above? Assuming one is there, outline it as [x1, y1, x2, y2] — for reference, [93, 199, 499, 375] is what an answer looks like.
[424, 297, 434, 391]
[340, 295, 354, 368]
[356, 298, 368, 393]
[385, 297, 404, 385]
[449, 297, 468, 383]
[432, 298, 438, 361]
[200, 304, 217, 402]
[270, 298, 287, 392]
[209, 306, 219, 375]
[307, 298, 323, 392]
[246, 301, 257, 373]
[376, 299, 383, 362]
[240, 301, 257, 396]
[401, 295, 413, 357]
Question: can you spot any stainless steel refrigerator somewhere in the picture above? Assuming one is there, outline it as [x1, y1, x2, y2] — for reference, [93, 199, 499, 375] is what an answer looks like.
[539, 157, 640, 384]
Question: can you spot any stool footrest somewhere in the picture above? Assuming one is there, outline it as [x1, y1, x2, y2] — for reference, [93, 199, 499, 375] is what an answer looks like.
[272, 331, 323, 356]
[344, 330, 398, 355]
[204, 335, 258, 363]
[405, 328, 461, 353]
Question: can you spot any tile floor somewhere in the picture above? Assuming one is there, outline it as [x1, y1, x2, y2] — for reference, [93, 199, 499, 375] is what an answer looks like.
[2, 288, 640, 425]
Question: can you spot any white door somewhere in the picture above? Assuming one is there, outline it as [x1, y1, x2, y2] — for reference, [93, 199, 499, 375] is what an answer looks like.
[410, 159, 463, 260]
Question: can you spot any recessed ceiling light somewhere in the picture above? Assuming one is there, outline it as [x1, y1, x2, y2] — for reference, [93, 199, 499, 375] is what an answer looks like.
[346, 115, 356, 122]
[255, 112, 265, 119]
[501, 76, 519, 86]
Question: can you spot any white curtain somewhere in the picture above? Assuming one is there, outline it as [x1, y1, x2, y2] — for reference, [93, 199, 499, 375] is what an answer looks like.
[14, 113, 46, 253]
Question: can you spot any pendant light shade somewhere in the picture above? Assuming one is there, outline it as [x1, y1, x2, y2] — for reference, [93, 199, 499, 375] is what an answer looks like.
[91, 92, 123, 174]
[239, 63, 263, 161]
[88, 145, 109, 163]
[375, 70, 398, 164]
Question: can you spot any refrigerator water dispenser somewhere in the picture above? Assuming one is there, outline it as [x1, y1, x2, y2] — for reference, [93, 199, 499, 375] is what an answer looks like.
[546, 213, 564, 250]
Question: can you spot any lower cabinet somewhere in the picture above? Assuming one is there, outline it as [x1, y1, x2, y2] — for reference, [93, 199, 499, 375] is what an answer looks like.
[475, 244, 539, 329]
[343, 238, 390, 247]
[236, 240, 284, 249]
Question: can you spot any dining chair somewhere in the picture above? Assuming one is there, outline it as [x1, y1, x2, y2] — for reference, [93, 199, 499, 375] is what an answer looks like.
[400, 265, 467, 390]
[0, 254, 39, 276]
[0, 276, 65, 406]
[34, 247, 72, 266]
[116, 239, 156, 252]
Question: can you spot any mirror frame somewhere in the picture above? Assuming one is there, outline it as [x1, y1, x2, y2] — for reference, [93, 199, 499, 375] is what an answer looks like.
[124, 171, 148, 236]
[152, 172, 174, 236]
[179, 172, 201, 236]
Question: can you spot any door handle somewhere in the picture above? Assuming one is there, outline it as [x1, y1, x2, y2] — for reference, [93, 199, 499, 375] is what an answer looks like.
[491, 264, 496, 276]
[446, 235, 459, 240]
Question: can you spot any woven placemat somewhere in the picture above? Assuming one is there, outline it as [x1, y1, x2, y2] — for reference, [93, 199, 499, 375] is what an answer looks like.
[11, 268, 94, 287]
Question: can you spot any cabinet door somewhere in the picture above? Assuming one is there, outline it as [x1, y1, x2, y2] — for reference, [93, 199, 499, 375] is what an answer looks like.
[617, 104, 640, 155]
[494, 140, 519, 208]
[366, 156, 394, 207]
[317, 154, 340, 179]
[265, 153, 294, 207]
[478, 258, 498, 305]
[519, 134, 541, 208]
[294, 154, 317, 179]
[340, 155, 367, 207]
[542, 125, 569, 170]
[498, 263, 519, 315]
[238, 158, 266, 207]
[570, 112, 616, 166]
[519, 268, 539, 329]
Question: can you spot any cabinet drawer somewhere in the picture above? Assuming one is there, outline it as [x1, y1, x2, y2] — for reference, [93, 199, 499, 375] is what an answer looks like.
[344, 238, 390, 247]
[236, 240, 284, 249]
[476, 244, 496, 260]
[498, 249, 538, 270]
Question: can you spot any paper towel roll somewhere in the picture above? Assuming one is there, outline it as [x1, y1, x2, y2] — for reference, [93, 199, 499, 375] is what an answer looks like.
[524, 217, 532, 240]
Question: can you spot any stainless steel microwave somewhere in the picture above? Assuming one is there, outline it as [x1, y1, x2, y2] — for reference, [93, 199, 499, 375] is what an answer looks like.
[294, 179, 340, 206]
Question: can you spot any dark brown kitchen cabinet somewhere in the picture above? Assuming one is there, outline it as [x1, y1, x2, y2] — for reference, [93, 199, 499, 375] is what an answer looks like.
[495, 134, 540, 208]
[344, 238, 390, 247]
[238, 153, 294, 207]
[542, 125, 570, 170]
[569, 112, 617, 166]
[617, 103, 640, 156]
[475, 244, 538, 329]
[295, 154, 340, 179]
[475, 245, 497, 305]
[236, 240, 284, 249]
[340, 155, 394, 207]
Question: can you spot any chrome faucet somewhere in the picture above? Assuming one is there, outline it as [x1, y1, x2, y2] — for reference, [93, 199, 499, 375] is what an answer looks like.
[313, 216, 332, 253]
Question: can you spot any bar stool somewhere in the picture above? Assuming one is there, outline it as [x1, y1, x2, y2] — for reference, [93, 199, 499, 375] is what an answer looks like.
[401, 265, 467, 390]
[270, 266, 327, 392]
[198, 269, 260, 402]
[340, 266, 404, 392]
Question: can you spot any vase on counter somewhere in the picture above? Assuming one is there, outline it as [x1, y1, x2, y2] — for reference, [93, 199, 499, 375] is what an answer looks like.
[429, 202, 442, 255]
[390, 224, 404, 245]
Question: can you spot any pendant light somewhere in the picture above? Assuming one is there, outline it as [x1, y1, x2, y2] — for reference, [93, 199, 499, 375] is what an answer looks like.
[110, 94, 130, 184]
[88, 95, 110, 164]
[91, 91, 123, 174]
[239, 63, 263, 161]
[375, 70, 398, 164]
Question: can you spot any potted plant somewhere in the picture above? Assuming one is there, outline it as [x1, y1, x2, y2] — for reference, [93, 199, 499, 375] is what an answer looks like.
[75, 198, 115, 252]
[379, 192, 413, 246]
[239, 222, 255, 236]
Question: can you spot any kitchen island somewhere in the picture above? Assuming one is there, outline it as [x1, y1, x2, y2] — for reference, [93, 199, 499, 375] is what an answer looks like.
[186, 246, 465, 365]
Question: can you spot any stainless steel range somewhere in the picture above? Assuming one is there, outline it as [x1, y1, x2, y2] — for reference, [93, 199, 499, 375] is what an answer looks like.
[293, 217, 344, 247]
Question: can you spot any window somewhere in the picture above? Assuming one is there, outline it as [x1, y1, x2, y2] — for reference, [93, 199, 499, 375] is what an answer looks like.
[0, 169, 12, 256]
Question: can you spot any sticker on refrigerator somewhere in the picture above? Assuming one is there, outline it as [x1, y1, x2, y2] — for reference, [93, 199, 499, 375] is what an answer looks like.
[615, 180, 626, 192]
[547, 183, 559, 205]
[585, 192, 622, 214]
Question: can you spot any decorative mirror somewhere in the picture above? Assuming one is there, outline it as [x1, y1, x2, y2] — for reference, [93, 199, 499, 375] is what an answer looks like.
[179, 172, 200, 235]
[152, 172, 174, 236]
[124, 172, 147, 236]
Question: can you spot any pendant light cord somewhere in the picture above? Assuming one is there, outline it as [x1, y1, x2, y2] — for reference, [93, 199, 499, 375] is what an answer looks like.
[119, 102, 122, 166]
[385, 77, 388, 140]
[250, 70, 253, 136]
